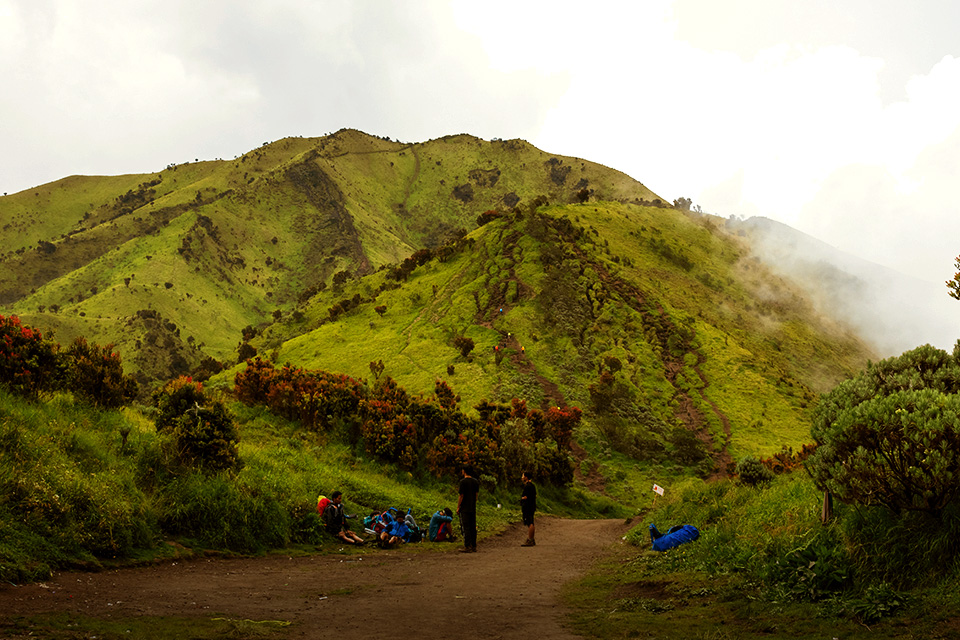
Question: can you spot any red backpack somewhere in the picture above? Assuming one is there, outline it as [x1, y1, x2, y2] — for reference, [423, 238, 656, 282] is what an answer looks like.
[317, 495, 331, 517]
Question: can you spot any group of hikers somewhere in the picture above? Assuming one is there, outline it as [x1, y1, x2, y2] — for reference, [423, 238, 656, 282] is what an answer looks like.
[319, 466, 538, 551]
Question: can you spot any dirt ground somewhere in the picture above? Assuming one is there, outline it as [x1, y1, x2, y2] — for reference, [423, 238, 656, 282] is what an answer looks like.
[0, 517, 632, 639]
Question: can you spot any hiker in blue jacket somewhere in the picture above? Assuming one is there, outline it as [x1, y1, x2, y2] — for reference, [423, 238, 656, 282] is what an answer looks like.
[428, 507, 456, 542]
[379, 511, 410, 548]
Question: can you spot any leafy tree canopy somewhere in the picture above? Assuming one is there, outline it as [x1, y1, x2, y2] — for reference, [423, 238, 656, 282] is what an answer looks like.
[808, 343, 960, 516]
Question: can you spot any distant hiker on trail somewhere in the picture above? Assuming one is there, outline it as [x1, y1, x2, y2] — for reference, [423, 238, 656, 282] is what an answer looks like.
[520, 470, 537, 547]
[429, 507, 456, 542]
[324, 491, 366, 545]
[458, 465, 480, 553]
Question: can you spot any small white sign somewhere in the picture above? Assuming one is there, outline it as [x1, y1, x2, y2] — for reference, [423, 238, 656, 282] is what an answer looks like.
[652, 484, 665, 496]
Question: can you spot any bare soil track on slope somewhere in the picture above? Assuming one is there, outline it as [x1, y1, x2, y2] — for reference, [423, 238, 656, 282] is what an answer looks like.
[0, 517, 631, 640]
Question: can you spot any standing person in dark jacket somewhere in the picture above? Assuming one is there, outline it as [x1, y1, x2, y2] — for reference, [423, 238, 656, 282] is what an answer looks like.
[458, 465, 480, 553]
[520, 470, 537, 547]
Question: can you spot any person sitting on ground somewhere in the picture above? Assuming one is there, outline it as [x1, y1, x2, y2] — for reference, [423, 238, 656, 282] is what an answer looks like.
[379, 510, 410, 548]
[428, 507, 456, 542]
[324, 491, 365, 545]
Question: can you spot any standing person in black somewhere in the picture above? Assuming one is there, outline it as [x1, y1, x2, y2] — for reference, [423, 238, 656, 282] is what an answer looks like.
[520, 470, 537, 546]
[458, 465, 480, 553]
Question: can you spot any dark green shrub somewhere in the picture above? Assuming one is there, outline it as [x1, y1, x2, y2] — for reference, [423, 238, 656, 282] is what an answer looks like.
[808, 344, 960, 515]
[62, 337, 138, 408]
[453, 335, 475, 359]
[153, 377, 241, 472]
[167, 403, 241, 472]
[736, 455, 774, 487]
[153, 376, 207, 433]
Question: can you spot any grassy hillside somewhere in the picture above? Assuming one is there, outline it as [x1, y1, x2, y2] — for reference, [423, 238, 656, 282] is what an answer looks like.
[3, 131, 954, 639]
[0, 125, 877, 500]
[0, 380, 620, 583]
[0, 130, 666, 391]
[239, 201, 868, 464]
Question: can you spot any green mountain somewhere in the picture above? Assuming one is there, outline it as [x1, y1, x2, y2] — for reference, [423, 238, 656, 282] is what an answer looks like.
[0, 129, 873, 470]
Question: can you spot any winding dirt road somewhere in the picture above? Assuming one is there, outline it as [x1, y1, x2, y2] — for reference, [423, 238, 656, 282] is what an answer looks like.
[0, 517, 631, 639]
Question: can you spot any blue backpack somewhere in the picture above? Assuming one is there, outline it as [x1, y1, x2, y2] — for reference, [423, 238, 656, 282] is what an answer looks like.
[649, 524, 700, 552]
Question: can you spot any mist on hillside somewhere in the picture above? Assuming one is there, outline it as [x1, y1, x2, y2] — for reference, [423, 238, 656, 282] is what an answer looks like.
[733, 217, 959, 357]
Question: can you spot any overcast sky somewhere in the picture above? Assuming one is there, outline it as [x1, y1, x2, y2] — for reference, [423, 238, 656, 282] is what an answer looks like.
[3, 0, 959, 288]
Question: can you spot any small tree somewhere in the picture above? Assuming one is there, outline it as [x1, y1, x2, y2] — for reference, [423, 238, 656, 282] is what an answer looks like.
[62, 337, 138, 408]
[369, 359, 385, 380]
[807, 344, 960, 516]
[153, 377, 241, 472]
[453, 335, 475, 359]
[947, 254, 960, 300]
[375, 305, 387, 318]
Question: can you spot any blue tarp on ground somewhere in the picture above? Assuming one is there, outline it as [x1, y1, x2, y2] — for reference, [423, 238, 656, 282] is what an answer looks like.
[649, 524, 700, 551]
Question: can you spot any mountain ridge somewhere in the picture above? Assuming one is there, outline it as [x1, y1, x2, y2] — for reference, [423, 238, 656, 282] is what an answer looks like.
[1, 130, 876, 467]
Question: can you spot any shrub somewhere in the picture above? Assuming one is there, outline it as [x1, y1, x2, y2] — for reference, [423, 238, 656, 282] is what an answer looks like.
[808, 344, 960, 516]
[453, 335, 475, 359]
[736, 455, 774, 487]
[476, 210, 501, 226]
[237, 341, 257, 363]
[154, 377, 206, 433]
[153, 377, 241, 472]
[0, 314, 64, 397]
[759, 443, 817, 474]
[233, 357, 275, 405]
[62, 337, 138, 408]
[231, 360, 580, 486]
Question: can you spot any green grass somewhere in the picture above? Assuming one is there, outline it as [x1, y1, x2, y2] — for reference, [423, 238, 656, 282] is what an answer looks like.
[561, 471, 960, 639]
[2, 133, 873, 462]
[0, 612, 291, 640]
[0, 382, 621, 583]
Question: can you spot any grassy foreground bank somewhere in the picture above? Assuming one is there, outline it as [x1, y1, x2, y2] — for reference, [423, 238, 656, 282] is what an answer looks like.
[565, 473, 960, 639]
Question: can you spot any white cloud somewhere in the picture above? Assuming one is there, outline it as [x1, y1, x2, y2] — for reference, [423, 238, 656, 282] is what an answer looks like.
[2, 0, 960, 298]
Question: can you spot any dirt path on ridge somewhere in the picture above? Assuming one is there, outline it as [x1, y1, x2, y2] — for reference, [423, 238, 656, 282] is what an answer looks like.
[0, 517, 631, 640]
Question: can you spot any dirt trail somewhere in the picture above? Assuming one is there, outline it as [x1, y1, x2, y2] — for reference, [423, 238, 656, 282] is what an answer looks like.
[0, 517, 631, 639]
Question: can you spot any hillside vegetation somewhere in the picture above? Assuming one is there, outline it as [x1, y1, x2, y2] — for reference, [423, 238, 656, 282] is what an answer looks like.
[0, 129, 879, 522]
[0, 131, 661, 392]
[14, 130, 960, 636]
